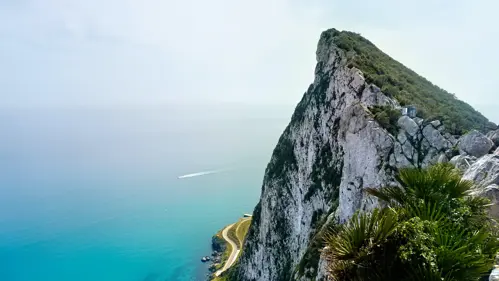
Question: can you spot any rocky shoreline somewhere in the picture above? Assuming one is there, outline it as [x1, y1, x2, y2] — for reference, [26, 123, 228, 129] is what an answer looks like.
[202, 233, 226, 280]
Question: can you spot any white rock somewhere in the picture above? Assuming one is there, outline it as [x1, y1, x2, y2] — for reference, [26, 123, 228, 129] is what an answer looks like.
[397, 130, 408, 144]
[361, 84, 399, 107]
[471, 184, 499, 218]
[491, 268, 499, 281]
[458, 130, 494, 158]
[444, 133, 458, 146]
[430, 120, 441, 128]
[236, 29, 465, 281]
[236, 41, 397, 280]
[402, 140, 416, 162]
[450, 155, 476, 172]
[463, 154, 499, 187]
[413, 117, 424, 125]
[422, 124, 450, 151]
[315, 253, 329, 281]
[437, 154, 449, 163]
[337, 104, 394, 221]
[397, 116, 419, 136]
[489, 130, 499, 146]
[421, 147, 439, 167]
[349, 68, 365, 94]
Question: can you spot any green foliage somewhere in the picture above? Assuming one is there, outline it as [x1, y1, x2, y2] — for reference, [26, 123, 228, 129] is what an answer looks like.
[291, 86, 312, 124]
[235, 219, 251, 248]
[305, 144, 341, 201]
[296, 231, 325, 279]
[212, 234, 226, 253]
[370, 105, 402, 135]
[296, 207, 338, 279]
[212, 230, 233, 273]
[324, 208, 401, 281]
[227, 226, 239, 250]
[327, 29, 496, 134]
[324, 164, 499, 281]
[265, 133, 297, 181]
[211, 220, 252, 281]
[450, 145, 460, 157]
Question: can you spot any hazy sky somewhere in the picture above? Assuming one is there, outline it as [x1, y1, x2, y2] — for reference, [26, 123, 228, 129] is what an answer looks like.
[1, 0, 498, 122]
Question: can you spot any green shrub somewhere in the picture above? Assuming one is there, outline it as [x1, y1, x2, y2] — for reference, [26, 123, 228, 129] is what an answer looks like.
[324, 164, 499, 281]
[370, 105, 402, 135]
[325, 29, 496, 134]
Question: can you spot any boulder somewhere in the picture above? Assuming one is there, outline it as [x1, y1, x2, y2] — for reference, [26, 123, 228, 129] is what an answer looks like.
[413, 117, 424, 126]
[458, 130, 494, 157]
[483, 185, 499, 218]
[349, 68, 366, 94]
[496, 147, 499, 155]
[450, 155, 477, 172]
[447, 134, 458, 146]
[430, 120, 441, 128]
[488, 130, 499, 147]
[470, 184, 499, 219]
[437, 154, 449, 164]
[397, 116, 419, 136]
[463, 154, 499, 187]
[422, 124, 451, 151]
[491, 268, 499, 281]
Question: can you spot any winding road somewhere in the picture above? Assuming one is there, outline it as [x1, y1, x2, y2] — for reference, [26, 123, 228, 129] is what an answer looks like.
[215, 223, 239, 277]
[214, 218, 251, 277]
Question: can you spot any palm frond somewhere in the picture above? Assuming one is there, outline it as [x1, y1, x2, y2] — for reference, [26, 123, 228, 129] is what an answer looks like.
[324, 208, 399, 280]
[325, 164, 499, 281]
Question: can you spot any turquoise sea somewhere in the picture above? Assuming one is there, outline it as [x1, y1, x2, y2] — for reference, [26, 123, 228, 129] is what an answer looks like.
[0, 104, 289, 281]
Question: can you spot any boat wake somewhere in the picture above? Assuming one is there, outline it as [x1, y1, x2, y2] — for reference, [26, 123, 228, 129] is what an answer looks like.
[177, 169, 228, 179]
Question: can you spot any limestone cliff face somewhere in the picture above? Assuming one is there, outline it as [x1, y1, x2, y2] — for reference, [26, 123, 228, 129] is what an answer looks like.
[232, 29, 459, 281]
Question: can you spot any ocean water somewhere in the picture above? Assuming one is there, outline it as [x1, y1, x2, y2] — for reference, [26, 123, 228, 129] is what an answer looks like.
[0, 104, 289, 281]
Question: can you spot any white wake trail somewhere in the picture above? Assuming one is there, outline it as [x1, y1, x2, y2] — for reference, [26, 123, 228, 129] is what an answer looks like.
[177, 169, 228, 179]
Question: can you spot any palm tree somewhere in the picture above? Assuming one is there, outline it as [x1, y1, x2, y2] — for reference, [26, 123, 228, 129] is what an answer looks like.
[323, 208, 400, 281]
[324, 164, 499, 281]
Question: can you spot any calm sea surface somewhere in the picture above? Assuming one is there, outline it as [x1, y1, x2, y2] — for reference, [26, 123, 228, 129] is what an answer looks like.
[0, 104, 288, 281]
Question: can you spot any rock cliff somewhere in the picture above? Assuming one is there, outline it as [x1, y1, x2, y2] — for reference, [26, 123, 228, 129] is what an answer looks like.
[231, 29, 497, 281]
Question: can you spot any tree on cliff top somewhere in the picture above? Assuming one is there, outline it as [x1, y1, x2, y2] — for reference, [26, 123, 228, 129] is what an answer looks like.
[324, 164, 499, 281]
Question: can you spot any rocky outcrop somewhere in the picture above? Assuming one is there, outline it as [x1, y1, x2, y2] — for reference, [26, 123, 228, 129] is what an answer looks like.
[463, 154, 499, 188]
[397, 116, 418, 136]
[471, 184, 499, 218]
[437, 154, 449, 164]
[233, 29, 459, 281]
[212, 234, 226, 253]
[487, 130, 499, 147]
[389, 115, 453, 169]
[458, 130, 494, 157]
[450, 155, 477, 172]
[460, 153, 499, 220]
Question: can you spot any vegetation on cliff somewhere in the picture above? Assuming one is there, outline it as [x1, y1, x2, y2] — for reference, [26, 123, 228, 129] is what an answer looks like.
[324, 164, 499, 281]
[324, 29, 496, 134]
[212, 229, 232, 273]
[212, 218, 252, 281]
[369, 105, 402, 136]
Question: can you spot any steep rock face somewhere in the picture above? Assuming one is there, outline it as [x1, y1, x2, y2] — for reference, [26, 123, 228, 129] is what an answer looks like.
[233, 29, 457, 281]
[390, 115, 453, 169]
